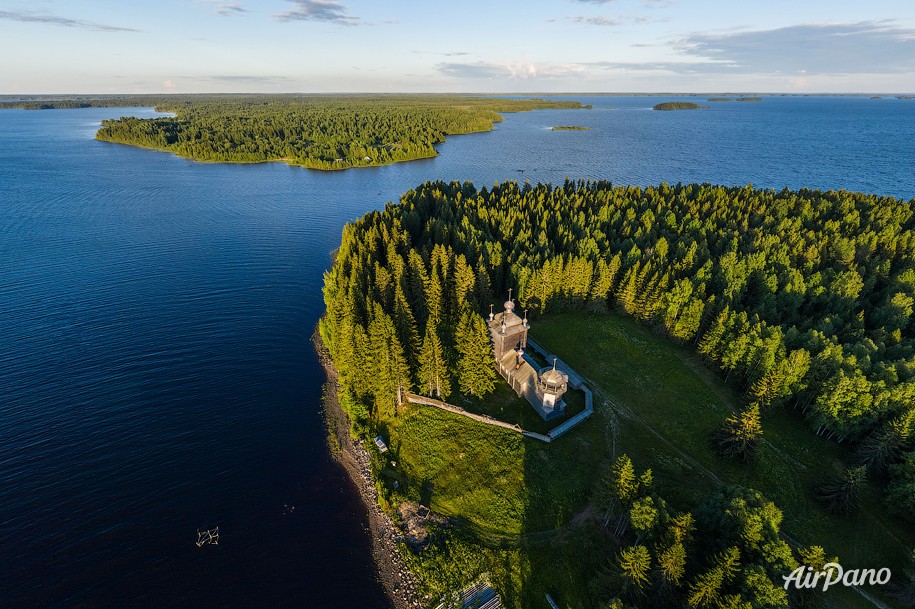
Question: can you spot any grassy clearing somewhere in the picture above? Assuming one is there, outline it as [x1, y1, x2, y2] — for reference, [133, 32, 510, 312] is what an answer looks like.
[532, 311, 914, 608]
[386, 373, 610, 607]
[383, 310, 912, 608]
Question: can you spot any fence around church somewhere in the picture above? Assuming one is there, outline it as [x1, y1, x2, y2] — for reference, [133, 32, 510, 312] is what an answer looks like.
[399, 337, 594, 443]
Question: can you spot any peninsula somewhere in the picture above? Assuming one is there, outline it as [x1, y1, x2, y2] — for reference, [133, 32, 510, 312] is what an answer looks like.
[321, 180, 915, 609]
[2, 94, 585, 170]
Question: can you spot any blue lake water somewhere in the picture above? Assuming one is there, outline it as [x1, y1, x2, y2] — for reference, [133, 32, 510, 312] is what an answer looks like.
[1, 96, 913, 609]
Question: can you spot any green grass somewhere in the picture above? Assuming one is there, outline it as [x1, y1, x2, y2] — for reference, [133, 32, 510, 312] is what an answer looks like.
[383, 310, 913, 608]
[531, 311, 914, 608]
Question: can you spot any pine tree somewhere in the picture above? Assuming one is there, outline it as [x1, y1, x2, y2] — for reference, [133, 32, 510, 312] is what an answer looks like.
[454, 308, 496, 398]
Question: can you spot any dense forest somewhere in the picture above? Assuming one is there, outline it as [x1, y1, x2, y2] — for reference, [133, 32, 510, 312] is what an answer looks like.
[653, 102, 704, 111]
[321, 180, 915, 606]
[1, 95, 586, 169]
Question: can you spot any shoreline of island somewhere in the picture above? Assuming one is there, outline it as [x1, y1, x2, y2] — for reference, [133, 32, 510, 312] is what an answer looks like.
[312, 329, 422, 609]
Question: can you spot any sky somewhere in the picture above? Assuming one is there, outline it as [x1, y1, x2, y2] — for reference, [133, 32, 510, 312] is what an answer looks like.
[1, 0, 914, 93]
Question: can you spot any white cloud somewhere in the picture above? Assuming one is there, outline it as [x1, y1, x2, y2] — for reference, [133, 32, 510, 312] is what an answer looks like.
[275, 0, 359, 25]
[437, 61, 585, 80]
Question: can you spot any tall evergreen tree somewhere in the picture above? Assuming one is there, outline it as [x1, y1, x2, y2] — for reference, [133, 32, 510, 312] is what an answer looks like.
[417, 322, 451, 399]
[816, 465, 867, 515]
[617, 545, 652, 593]
[714, 404, 763, 462]
[454, 308, 496, 398]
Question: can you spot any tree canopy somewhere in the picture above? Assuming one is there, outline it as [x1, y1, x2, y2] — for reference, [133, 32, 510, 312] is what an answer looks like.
[1, 94, 584, 170]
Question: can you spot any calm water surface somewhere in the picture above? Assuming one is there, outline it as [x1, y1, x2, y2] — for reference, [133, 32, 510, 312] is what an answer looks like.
[1, 96, 913, 609]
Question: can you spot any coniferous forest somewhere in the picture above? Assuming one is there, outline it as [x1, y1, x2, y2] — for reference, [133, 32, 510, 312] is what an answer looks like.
[321, 180, 915, 607]
[2, 95, 585, 169]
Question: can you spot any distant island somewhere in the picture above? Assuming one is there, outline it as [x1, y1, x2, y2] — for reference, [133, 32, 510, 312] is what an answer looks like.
[653, 101, 704, 110]
[320, 180, 915, 609]
[1, 94, 586, 171]
[550, 125, 590, 130]
[706, 97, 763, 103]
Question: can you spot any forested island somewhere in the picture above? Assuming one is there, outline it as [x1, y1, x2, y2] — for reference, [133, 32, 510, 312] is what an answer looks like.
[2, 95, 585, 170]
[321, 180, 915, 609]
[653, 102, 704, 111]
[551, 125, 591, 131]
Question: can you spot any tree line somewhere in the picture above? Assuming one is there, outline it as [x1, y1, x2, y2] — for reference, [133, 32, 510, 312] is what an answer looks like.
[1, 95, 584, 170]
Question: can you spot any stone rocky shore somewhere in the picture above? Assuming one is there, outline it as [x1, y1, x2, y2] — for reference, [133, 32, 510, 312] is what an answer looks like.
[313, 331, 425, 609]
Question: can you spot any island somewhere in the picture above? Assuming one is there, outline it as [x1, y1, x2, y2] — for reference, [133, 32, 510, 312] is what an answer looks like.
[1, 95, 586, 170]
[550, 125, 591, 131]
[652, 101, 704, 110]
[320, 180, 915, 609]
[736, 96, 763, 102]
[707, 97, 735, 102]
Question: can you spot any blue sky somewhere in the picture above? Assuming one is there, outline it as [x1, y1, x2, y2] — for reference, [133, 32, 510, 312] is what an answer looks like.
[1, 0, 914, 93]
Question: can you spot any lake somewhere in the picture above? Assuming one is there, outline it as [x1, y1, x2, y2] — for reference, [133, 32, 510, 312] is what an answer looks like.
[1, 96, 913, 609]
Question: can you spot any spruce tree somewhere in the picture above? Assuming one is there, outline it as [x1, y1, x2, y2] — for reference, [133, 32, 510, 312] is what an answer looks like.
[816, 465, 867, 515]
[455, 308, 496, 398]
[854, 411, 914, 477]
[367, 302, 411, 419]
[714, 404, 763, 462]
[418, 322, 451, 399]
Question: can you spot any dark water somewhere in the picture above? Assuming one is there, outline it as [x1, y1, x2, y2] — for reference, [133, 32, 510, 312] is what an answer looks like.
[1, 96, 913, 609]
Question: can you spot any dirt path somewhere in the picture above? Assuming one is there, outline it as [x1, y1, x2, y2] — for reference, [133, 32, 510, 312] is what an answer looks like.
[586, 378, 726, 488]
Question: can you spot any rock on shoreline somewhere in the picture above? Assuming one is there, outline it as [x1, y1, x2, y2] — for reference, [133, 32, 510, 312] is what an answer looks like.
[313, 330, 424, 609]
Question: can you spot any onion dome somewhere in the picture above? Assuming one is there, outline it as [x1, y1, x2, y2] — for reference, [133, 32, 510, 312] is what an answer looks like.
[504, 300, 515, 310]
